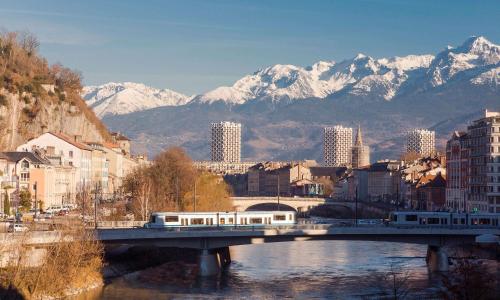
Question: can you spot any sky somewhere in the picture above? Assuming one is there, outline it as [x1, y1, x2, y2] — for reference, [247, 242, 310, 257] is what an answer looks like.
[0, 0, 498, 95]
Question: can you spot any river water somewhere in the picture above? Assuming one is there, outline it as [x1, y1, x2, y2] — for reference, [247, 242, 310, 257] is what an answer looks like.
[78, 240, 446, 299]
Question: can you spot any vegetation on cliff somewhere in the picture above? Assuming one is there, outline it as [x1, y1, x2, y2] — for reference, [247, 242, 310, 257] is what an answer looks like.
[0, 30, 110, 150]
[123, 147, 233, 220]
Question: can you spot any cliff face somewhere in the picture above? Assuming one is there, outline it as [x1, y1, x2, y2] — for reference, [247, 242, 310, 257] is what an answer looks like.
[0, 31, 109, 150]
[0, 88, 107, 150]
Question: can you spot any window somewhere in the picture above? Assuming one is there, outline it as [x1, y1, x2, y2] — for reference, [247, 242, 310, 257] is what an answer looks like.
[21, 161, 29, 169]
[427, 218, 440, 225]
[479, 218, 491, 225]
[220, 218, 225, 224]
[250, 218, 263, 224]
[228, 217, 234, 224]
[405, 215, 418, 222]
[150, 215, 156, 223]
[191, 218, 204, 225]
[69, 151, 73, 158]
[20, 173, 29, 181]
[165, 216, 179, 222]
[273, 215, 286, 221]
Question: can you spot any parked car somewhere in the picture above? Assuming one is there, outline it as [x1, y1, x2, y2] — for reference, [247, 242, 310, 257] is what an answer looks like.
[8, 223, 29, 233]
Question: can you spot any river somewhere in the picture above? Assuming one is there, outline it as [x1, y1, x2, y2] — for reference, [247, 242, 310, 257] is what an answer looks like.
[77, 240, 446, 299]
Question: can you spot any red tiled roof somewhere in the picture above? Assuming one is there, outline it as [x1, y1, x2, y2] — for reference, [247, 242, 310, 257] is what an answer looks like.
[49, 132, 92, 151]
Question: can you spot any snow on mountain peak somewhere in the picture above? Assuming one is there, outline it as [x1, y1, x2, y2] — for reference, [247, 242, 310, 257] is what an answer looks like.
[82, 82, 192, 117]
[85, 36, 499, 114]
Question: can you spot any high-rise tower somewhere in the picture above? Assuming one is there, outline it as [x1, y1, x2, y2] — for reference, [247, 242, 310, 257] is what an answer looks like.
[324, 126, 353, 167]
[406, 129, 435, 157]
[211, 121, 242, 163]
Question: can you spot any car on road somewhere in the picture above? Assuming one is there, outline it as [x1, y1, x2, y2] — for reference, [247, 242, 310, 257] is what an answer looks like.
[8, 223, 29, 233]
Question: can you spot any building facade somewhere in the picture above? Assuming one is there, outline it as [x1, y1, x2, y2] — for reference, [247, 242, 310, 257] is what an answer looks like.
[406, 129, 435, 157]
[324, 126, 353, 167]
[211, 121, 242, 163]
[351, 125, 370, 168]
[445, 131, 469, 212]
[467, 110, 500, 213]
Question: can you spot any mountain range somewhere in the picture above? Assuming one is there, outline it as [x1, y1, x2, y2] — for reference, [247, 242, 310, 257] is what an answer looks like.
[82, 36, 500, 162]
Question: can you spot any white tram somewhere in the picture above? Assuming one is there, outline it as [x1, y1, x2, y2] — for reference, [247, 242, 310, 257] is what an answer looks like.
[144, 211, 296, 228]
[389, 211, 500, 227]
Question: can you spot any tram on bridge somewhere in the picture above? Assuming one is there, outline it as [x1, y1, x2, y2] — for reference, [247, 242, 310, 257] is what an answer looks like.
[144, 211, 296, 228]
[389, 211, 500, 227]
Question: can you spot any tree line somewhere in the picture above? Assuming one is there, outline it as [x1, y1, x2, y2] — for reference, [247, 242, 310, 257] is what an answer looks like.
[123, 147, 233, 220]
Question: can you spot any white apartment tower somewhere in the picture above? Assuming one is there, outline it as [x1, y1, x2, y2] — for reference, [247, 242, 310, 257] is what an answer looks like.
[211, 121, 242, 163]
[324, 126, 353, 167]
[406, 129, 436, 157]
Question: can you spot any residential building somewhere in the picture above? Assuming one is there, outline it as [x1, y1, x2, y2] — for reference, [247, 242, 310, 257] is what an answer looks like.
[211, 121, 242, 163]
[16, 132, 93, 189]
[194, 161, 257, 175]
[445, 131, 469, 212]
[111, 132, 131, 156]
[366, 160, 401, 202]
[86, 142, 110, 194]
[351, 125, 370, 168]
[406, 129, 435, 157]
[411, 174, 446, 211]
[324, 125, 353, 167]
[467, 110, 500, 213]
[247, 161, 320, 196]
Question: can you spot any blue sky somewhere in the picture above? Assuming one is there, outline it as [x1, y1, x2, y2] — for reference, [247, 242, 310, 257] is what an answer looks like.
[0, 0, 498, 95]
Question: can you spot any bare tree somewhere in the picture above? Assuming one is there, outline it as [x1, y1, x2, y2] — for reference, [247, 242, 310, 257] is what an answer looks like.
[18, 31, 39, 57]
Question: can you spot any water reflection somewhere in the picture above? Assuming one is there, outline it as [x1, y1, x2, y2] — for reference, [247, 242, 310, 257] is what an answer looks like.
[79, 241, 441, 299]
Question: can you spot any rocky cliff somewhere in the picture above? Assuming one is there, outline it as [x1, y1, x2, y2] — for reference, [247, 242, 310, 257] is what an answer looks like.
[0, 31, 109, 150]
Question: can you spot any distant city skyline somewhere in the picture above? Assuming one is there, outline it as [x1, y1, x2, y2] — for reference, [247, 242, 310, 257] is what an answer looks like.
[0, 0, 499, 94]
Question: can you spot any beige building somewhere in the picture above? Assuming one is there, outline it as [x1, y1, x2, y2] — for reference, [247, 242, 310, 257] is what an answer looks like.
[248, 161, 314, 196]
[467, 110, 500, 213]
[194, 161, 256, 175]
[324, 126, 353, 167]
[367, 161, 401, 202]
[86, 142, 109, 195]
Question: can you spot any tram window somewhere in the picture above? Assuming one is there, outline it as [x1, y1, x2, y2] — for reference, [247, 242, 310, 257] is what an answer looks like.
[405, 215, 417, 222]
[165, 216, 179, 222]
[228, 218, 234, 224]
[471, 218, 478, 225]
[428, 218, 440, 225]
[273, 215, 286, 221]
[392, 215, 398, 222]
[150, 215, 156, 223]
[441, 218, 448, 225]
[250, 218, 263, 224]
[479, 218, 490, 225]
[191, 218, 204, 225]
[461, 218, 466, 225]
[220, 218, 225, 224]
[453, 218, 458, 225]
[289, 214, 292, 220]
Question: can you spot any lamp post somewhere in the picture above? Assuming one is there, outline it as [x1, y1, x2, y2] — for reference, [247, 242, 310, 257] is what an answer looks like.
[355, 186, 358, 227]
[277, 172, 280, 211]
[34, 181, 38, 219]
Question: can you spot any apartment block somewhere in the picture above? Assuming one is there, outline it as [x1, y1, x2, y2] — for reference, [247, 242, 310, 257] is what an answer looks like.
[406, 129, 435, 157]
[211, 121, 242, 163]
[324, 126, 353, 167]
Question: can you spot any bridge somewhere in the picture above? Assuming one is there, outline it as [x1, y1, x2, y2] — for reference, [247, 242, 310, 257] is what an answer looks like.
[232, 196, 330, 212]
[4, 225, 499, 276]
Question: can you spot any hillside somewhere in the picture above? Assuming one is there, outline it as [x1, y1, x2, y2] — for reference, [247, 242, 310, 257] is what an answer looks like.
[91, 36, 499, 162]
[0, 31, 110, 150]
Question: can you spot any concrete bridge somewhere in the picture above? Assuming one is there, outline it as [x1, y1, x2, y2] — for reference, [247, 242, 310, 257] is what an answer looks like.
[232, 196, 329, 212]
[2, 225, 499, 276]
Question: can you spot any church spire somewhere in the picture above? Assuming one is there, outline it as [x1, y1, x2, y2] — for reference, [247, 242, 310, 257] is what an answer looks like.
[355, 125, 363, 146]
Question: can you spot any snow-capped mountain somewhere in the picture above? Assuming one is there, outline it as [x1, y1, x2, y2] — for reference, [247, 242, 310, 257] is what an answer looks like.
[91, 36, 499, 162]
[193, 36, 497, 104]
[82, 82, 191, 117]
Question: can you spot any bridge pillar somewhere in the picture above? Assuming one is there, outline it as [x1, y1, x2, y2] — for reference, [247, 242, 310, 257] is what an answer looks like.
[426, 245, 449, 272]
[217, 247, 231, 268]
[197, 249, 220, 277]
